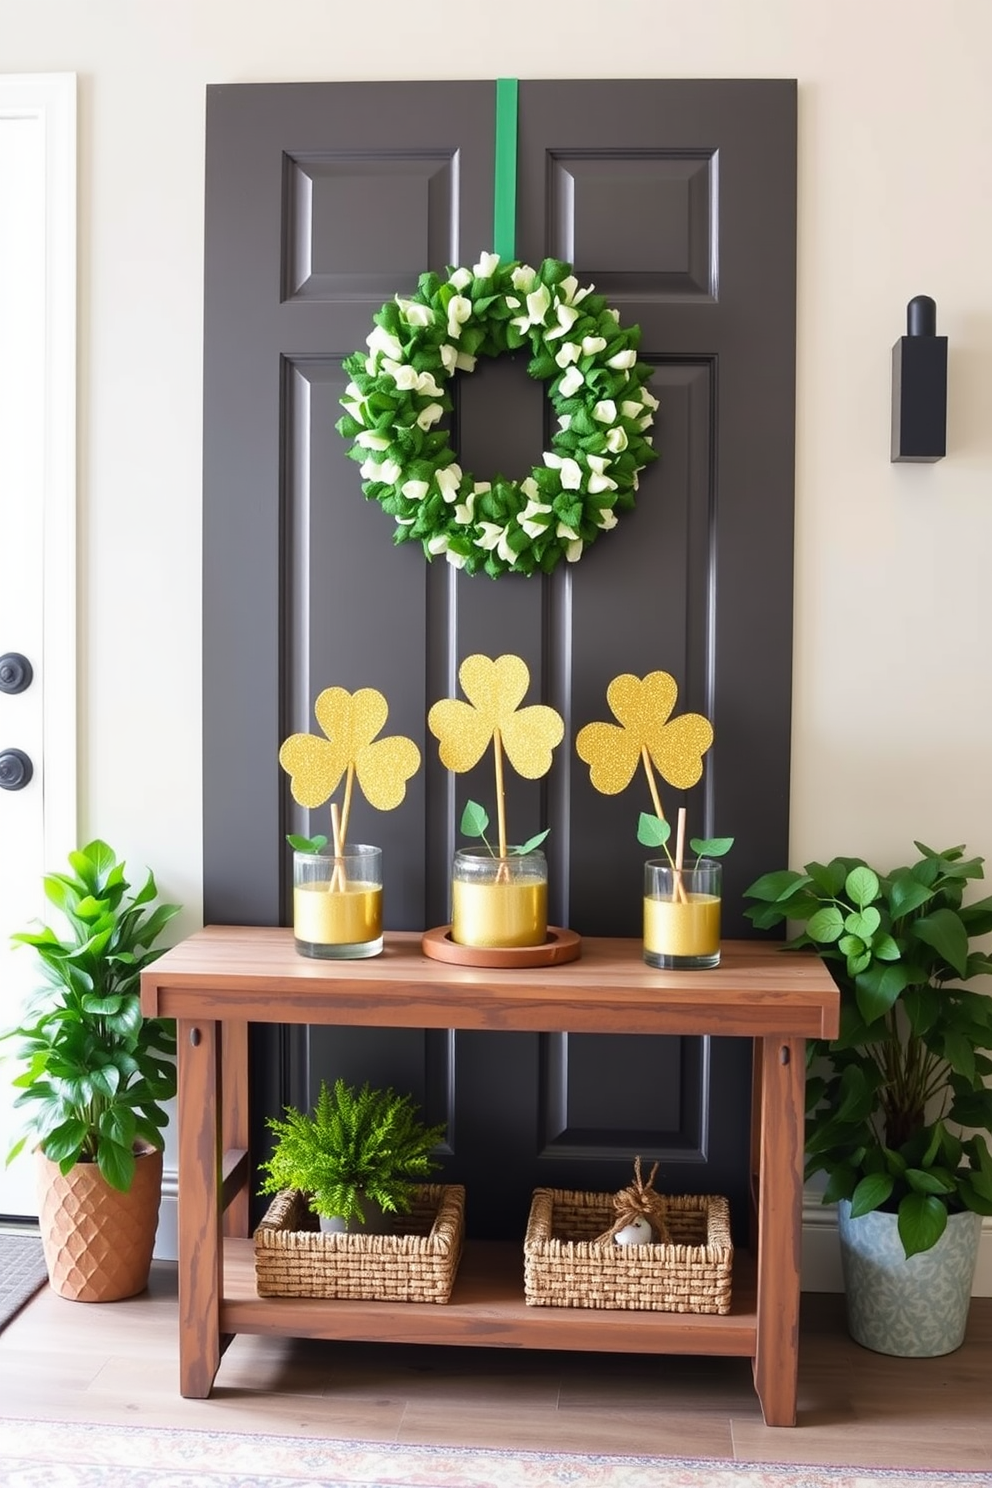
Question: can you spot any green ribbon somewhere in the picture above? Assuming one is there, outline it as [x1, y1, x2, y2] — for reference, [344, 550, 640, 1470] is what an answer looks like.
[493, 78, 518, 262]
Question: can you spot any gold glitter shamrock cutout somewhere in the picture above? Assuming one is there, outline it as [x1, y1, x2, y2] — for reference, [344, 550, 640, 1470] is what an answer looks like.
[279, 686, 421, 856]
[576, 672, 712, 797]
[575, 671, 732, 875]
[428, 654, 564, 858]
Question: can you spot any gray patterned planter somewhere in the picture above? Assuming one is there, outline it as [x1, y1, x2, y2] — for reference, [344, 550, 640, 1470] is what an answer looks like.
[838, 1199, 982, 1356]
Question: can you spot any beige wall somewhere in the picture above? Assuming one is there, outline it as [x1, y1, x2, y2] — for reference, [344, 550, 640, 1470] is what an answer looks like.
[6, 0, 992, 928]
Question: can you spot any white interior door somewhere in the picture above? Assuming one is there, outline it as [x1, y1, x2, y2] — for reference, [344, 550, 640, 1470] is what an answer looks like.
[0, 74, 76, 1218]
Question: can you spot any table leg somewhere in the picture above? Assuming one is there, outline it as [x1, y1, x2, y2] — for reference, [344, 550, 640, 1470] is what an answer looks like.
[749, 1038, 762, 1254]
[753, 1034, 805, 1427]
[176, 1017, 222, 1399]
[221, 1018, 249, 1237]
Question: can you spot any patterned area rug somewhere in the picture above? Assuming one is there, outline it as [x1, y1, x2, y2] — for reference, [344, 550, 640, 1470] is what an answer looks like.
[0, 1231, 48, 1332]
[1, 1418, 991, 1488]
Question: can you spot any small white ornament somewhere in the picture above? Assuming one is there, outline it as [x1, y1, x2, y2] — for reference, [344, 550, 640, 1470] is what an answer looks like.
[613, 1216, 654, 1246]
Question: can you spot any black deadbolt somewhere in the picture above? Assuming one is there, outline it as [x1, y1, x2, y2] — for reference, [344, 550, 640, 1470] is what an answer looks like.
[0, 749, 33, 790]
[0, 653, 32, 694]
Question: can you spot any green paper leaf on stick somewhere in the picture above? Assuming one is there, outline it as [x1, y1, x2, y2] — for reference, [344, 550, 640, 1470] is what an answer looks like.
[460, 800, 490, 839]
[637, 812, 670, 848]
[286, 834, 328, 855]
[515, 829, 550, 855]
[690, 836, 734, 859]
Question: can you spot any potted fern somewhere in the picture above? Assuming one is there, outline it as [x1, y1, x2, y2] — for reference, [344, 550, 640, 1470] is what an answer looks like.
[3, 839, 180, 1301]
[258, 1078, 447, 1232]
[744, 841, 992, 1356]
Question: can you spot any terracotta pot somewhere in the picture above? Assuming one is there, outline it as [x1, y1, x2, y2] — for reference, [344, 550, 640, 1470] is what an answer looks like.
[36, 1144, 163, 1302]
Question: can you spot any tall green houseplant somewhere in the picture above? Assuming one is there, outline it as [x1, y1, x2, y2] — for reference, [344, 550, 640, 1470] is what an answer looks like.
[744, 842, 992, 1258]
[4, 838, 180, 1192]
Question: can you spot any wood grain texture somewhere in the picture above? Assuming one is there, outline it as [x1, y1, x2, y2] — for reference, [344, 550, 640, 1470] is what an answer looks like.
[420, 926, 582, 968]
[4, 1272, 992, 1468]
[176, 1019, 223, 1399]
[223, 1239, 758, 1355]
[142, 929, 839, 1039]
[753, 1036, 806, 1426]
[151, 929, 834, 1418]
[221, 1019, 249, 1237]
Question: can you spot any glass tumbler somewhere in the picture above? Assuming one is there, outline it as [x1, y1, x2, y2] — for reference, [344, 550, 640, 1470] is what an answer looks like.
[293, 846, 383, 959]
[450, 847, 548, 949]
[643, 859, 721, 969]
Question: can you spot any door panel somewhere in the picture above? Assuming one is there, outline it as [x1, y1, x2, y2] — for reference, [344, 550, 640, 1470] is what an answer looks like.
[0, 74, 76, 1219]
[202, 79, 796, 1237]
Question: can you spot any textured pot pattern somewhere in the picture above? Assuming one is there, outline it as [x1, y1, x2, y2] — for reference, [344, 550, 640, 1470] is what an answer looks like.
[838, 1199, 982, 1357]
[36, 1146, 163, 1302]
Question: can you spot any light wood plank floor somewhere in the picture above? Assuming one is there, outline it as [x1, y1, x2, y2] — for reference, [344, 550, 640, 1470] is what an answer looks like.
[1, 1263, 990, 1471]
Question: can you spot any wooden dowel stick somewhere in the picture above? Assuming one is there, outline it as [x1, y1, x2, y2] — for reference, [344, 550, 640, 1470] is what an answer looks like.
[493, 730, 508, 861]
[329, 802, 345, 892]
[641, 746, 666, 821]
[641, 747, 686, 901]
[672, 806, 688, 903]
[675, 807, 687, 870]
[339, 763, 355, 853]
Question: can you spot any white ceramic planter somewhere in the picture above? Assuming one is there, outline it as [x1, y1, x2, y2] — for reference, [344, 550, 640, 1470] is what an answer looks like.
[838, 1199, 982, 1357]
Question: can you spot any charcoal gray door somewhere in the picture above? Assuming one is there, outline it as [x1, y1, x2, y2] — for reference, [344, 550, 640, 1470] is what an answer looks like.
[203, 79, 796, 1238]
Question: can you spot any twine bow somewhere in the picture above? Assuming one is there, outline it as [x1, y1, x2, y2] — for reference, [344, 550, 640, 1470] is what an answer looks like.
[594, 1156, 671, 1245]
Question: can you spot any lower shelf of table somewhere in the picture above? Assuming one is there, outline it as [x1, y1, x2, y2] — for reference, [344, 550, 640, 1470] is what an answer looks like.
[222, 1238, 758, 1358]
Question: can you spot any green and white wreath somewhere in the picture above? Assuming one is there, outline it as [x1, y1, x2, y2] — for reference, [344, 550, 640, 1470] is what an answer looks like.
[336, 252, 658, 578]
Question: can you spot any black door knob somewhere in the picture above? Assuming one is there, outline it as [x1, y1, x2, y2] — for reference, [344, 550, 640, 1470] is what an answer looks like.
[0, 749, 33, 790]
[0, 653, 32, 694]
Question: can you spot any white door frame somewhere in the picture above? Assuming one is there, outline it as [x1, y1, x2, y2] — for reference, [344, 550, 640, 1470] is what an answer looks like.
[0, 72, 77, 1217]
[0, 71, 76, 867]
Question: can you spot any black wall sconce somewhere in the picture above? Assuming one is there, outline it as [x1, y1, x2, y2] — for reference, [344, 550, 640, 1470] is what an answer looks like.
[891, 295, 947, 462]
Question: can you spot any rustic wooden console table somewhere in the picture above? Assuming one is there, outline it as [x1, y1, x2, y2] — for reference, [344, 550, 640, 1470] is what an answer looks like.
[140, 927, 838, 1426]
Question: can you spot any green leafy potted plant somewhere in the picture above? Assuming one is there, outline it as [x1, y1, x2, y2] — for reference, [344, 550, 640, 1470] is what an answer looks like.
[744, 841, 992, 1356]
[3, 839, 180, 1301]
[258, 1077, 447, 1232]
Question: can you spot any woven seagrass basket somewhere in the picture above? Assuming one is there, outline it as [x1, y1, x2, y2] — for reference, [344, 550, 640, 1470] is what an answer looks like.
[254, 1183, 464, 1302]
[523, 1188, 733, 1313]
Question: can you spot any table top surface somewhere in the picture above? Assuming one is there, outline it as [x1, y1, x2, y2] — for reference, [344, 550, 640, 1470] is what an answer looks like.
[140, 926, 839, 1039]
